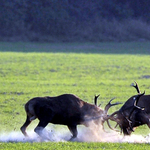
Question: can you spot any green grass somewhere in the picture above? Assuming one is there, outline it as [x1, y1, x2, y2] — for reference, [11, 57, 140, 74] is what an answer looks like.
[0, 42, 150, 149]
[0, 142, 150, 150]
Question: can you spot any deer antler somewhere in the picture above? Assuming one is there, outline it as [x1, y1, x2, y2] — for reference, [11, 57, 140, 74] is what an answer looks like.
[128, 91, 145, 124]
[131, 81, 141, 94]
[94, 94, 100, 106]
[133, 91, 145, 110]
[104, 97, 122, 113]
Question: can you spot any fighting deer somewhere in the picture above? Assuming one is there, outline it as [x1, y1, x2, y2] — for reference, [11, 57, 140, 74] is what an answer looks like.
[106, 81, 150, 135]
[20, 94, 119, 140]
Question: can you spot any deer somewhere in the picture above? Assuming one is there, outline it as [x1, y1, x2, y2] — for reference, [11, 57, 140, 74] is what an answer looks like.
[106, 81, 149, 135]
[20, 93, 119, 140]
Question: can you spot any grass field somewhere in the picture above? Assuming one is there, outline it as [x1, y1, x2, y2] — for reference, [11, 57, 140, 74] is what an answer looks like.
[0, 42, 150, 149]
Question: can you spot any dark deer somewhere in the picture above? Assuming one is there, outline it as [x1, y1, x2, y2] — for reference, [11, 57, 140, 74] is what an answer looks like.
[20, 94, 119, 140]
[106, 81, 150, 135]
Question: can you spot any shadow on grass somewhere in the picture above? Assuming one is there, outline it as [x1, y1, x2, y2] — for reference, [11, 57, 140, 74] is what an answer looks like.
[0, 42, 150, 54]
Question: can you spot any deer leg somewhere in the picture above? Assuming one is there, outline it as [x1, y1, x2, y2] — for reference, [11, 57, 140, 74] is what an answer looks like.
[68, 125, 78, 140]
[34, 120, 48, 137]
[20, 115, 31, 137]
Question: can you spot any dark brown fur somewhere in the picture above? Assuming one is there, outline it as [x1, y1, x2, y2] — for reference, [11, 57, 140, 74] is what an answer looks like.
[108, 82, 150, 135]
[120, 93, 150, 135]
[21, 94, 110, 140]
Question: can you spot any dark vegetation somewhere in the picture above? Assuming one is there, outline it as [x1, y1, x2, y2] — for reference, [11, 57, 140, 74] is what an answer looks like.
[1, 0, 150, 42]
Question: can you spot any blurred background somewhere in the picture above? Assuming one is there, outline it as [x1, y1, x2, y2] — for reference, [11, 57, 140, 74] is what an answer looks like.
[1, 0, 150, 42]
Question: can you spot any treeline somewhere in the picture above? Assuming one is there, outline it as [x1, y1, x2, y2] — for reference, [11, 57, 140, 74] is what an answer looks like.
[1, 0, 150, 42]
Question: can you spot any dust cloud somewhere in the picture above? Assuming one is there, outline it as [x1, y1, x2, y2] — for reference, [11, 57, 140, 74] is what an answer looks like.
[0, 122, 149, 143]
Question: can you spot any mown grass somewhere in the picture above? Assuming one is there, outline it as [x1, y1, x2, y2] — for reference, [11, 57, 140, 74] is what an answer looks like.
[0, 42, 150, 149]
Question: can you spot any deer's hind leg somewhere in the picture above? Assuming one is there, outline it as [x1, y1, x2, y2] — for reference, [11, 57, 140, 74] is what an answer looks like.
[20, 113, 37, 137]
[20, 115, 31, 137]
